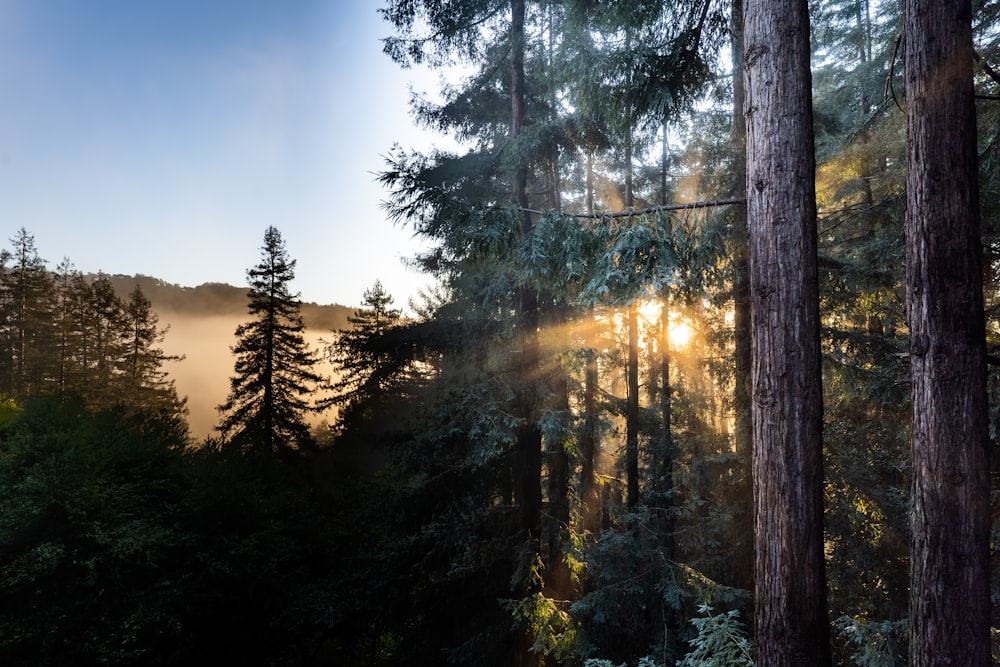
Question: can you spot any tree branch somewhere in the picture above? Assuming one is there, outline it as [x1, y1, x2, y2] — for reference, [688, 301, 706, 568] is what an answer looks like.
[510, 197, 746, 220]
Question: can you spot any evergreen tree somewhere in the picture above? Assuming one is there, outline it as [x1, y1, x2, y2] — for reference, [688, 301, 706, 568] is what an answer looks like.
[324, 279, 403, 428]
[122, 285, 186, 417]
[217, 226, 323, 456]
[3, 229, 56, 395]
[84, 273, 129, 408]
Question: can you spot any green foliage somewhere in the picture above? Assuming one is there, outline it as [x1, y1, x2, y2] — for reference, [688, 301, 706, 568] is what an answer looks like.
[505, 592, 578, 662]
[676, 604, 753, 667]
[0, 395, 341, 666]
[835, 616, 907, 667]
[0, 393, 20, 429]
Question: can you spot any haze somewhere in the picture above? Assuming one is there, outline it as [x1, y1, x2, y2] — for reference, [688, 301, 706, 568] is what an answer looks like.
[159, 314, 338, 439]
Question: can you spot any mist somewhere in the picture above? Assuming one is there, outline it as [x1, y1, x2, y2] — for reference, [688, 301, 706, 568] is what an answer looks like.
[159, 313, 338, 439]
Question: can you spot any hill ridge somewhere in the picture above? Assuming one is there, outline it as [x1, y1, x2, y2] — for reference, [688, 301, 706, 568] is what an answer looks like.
[99, 273, 355, 332]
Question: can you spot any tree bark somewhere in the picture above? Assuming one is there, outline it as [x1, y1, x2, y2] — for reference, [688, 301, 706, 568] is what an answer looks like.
[731, 0, 754, 595]
[904, 0, 991, 663]
[744, 0, 830, 664]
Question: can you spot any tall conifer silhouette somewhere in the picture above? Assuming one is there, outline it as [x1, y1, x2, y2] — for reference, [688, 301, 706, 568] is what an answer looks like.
[218, 226, 322, 455]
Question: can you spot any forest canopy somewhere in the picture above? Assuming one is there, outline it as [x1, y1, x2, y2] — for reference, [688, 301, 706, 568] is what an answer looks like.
[1, 0, 999, 665]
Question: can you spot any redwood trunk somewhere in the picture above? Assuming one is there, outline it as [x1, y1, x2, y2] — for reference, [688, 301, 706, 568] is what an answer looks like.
[744, 0, 830, 663]
[904, 0, 990, 663]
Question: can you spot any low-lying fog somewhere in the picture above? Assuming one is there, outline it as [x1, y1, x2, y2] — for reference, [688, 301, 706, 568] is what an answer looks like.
[159, 313, 338, 440]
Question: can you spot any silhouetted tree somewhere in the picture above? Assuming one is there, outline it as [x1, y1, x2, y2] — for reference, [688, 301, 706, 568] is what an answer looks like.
[324, 279, 402, 427]
[3, 229, 55, 394]
[217, 226, 322, 456]
[122, 285, 186, 417]
[84, 273, 128, 407]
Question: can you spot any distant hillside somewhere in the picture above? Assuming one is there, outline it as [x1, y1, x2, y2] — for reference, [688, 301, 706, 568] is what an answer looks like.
[102, 274, 355, 331]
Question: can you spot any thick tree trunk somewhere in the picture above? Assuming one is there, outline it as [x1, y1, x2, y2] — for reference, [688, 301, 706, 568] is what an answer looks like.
[744, 0, 830, 664]
[510, 4, 543, 666]
[904, 1, 991, 664]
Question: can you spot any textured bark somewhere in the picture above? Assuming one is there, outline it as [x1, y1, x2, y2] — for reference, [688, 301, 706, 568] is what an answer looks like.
[904, 0, 991, 663]
[744, 0, 830, 664]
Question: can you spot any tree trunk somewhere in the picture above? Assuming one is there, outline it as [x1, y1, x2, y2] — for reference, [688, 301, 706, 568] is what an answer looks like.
[656, 304, 675, 559]
[624, 120, 640, 510]
[510, 0, 542, 539]
[744, 0, 830, 664]
[626, 302, 640, 509]
[904, 0, 991, 663]
[731, 0, 754, 595]
[581, 154, 600, 534]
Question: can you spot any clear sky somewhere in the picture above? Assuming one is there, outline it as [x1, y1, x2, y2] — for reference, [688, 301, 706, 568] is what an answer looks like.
[0, 1, 443, 308]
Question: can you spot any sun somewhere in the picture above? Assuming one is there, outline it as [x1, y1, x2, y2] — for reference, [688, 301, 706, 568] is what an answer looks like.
[634, 299, 694, 349]
[668, 321, 693, 348]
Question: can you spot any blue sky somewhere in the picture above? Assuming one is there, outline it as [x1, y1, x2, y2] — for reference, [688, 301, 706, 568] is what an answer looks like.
[0, 1, 442, 307]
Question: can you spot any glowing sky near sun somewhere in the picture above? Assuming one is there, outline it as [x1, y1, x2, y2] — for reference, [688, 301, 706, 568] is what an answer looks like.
[0, 1, 444, 308]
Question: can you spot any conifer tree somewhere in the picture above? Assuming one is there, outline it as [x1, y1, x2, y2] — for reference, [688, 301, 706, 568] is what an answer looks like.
[4, 229, 56, 395]
[324, 279, 403, 428]
[218, 227, 323, 455]
[84, 273, 129, 407]
[122, 285, 186, 416]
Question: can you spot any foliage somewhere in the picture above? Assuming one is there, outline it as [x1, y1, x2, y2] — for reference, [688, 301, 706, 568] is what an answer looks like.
[0, 232, 186, 418]
[0, 394, 343, 666]
[835, 616, 907, 667]
[676, 604, 754, 667]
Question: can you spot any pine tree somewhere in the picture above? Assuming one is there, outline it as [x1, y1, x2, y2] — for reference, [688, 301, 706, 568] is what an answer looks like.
[324, 279, 403, 426]
[217, 227, 323, 456]
[84, 273, 129, 407]
[4, 229, 56, 395]
[122, 285, 186, 417]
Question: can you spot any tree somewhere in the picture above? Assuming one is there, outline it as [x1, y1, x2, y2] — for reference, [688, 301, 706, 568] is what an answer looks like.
[3, 229, 55, 395]
[324, 279, 403, 426]
[744, 0, 831, 664]
[217, 227, 323, 456]
[122, 285, 186, 417]
[903, 0, 991, 663]
[84, 273, 129, 407]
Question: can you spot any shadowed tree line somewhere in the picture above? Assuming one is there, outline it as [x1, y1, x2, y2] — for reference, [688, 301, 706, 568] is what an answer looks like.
[0, 229, 186, 417]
